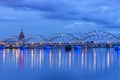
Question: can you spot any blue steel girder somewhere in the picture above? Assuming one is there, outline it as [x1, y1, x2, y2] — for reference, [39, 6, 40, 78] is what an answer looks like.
[25, 35, 48, 43]
[1, 31, 119, 44]
[48, 33, 79, 43]
[2, 36, 19, 43]
[79, 31, 119, 42]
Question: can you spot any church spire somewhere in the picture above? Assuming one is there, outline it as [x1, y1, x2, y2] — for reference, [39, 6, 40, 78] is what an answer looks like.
[21, 28, 23, 32]
[19, 28, 25, 40]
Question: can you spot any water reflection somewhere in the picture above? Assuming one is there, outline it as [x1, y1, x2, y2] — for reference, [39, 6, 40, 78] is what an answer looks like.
[0, 48, 119, 72]
[39, 49, 42, 67]
[20, 50, 24, 71]
[58, 50, 61, 68]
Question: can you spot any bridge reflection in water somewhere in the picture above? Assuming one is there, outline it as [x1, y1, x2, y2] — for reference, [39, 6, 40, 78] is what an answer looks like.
[0, 48, 119, 72]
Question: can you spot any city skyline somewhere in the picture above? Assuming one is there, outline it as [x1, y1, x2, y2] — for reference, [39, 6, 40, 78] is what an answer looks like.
[0, 0, 120, 37]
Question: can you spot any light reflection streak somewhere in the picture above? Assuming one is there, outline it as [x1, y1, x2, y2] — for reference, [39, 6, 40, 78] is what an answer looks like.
[82, 50, 84, 67]
[20, 50, 24, 71]
[15, 49, 19, 67]
[0, 48, 119, 72]
[69, 51, 72, 67]
[49, 50, 52, 67]
[12, 49, 15, 54]
[31, 49, 34, 68]
[58, 50, 61, 68]
[39, 49, 42, 67]
[3, 50, 5, 64]
[6, 49, 10, 53]
[111, 53, 114, 66]
[12, 49, 16, 64]
[93, 49, 96, 69]
[107, 50, 110, 68]
[72, 51, 74, 66]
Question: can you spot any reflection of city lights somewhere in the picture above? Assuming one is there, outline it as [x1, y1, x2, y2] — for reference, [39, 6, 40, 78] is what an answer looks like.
[6, 49, 10, 53]
[111, 53, 114, 65]
[93, 49, 96, 70]
[31, 49, 34, 68]
[107, 51, 110, 68]
[20, 50, 24, 71]
[3, 50, 5, 63]
[39, 49, 42, 67]
[82, 51, 84, 67]
[72, 51, 74, 65]
[0, 48, 117, 72]
[58, 50, 61, 68]
[12, 49, 15, 54]
[69, 51, 72, 67]
[15, 49, 19, 67]
[49, 50, 52, 67]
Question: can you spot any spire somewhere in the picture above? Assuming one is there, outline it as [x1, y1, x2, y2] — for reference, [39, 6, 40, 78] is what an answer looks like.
[21, 28, 23, 32]
[19, 28, 25, 40]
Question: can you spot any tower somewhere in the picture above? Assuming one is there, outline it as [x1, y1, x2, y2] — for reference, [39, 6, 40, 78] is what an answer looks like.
[19, 28, 25, 41]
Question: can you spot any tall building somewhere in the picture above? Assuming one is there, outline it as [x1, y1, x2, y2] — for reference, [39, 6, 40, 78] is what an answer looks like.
[19, 28, 25, 41]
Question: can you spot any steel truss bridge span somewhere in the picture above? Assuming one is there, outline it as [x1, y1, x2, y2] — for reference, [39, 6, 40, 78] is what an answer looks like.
[79, 31, 119, 43]
[1, 31, 120, 44]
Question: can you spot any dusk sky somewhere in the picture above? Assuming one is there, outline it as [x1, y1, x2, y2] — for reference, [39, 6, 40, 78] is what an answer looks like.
[0, 0, 120, 37]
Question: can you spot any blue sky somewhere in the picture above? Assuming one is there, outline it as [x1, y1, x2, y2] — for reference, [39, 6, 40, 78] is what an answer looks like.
[0, 0, 120, 37]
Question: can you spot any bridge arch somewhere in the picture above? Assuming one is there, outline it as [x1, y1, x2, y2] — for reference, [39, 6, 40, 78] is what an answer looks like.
[25, 35, 48, 43]
[48, 33, 79, 43]
[79, 31, 119, 43]
[2, 36, 19, 43]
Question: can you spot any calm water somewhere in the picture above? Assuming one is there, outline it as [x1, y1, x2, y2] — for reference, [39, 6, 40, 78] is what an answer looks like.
[0, 48, 120, 80]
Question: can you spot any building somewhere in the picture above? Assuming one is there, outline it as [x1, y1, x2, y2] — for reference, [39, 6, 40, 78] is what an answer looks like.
[19, 28, 25, 41]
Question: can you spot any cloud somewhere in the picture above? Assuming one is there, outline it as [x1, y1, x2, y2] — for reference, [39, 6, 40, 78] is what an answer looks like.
[0, 0, 61, 12]
[65, 21, 106, 29]
[0, 16, 16, 22]
[0, 0, 120, 29]
[64, 21, 106, 33]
